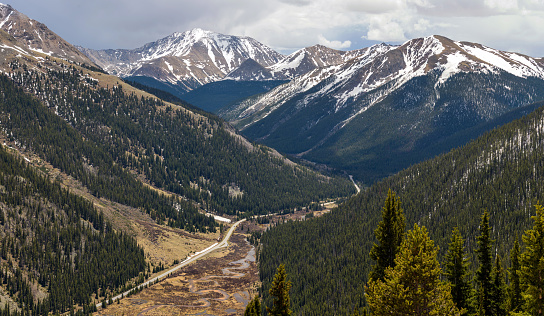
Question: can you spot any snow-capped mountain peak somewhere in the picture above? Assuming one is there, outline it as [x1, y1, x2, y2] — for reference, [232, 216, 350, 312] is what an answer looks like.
[80, 28, 284, 92]
[220, 35, 544, 184]
[269, 44, 361, 79]
[0, 3, 94, 65]
[222, 34, 544, 149]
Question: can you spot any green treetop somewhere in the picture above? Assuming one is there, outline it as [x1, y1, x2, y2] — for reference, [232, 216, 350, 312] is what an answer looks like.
[508, 239, 523, 313]
[475, 211, 494, 316]
[366, 223, 461, 316]
[520, 203, 544, 315]
[267, 263, 292, 316]
[444, 227, 472, 313]
[244, 295, 262, 316]
[490, 256, 507, 316]
[369, 189, 405, 281]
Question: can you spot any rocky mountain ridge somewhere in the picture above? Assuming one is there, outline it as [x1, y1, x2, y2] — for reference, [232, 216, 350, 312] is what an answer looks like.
[220, 35, 544, 182]
[79, 28, 284, 92]
[0, 3, 94, 65]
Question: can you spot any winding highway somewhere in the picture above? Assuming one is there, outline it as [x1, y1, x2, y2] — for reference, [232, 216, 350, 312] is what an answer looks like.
[349, 175, 361, 194]
[97, 219, 246, 309]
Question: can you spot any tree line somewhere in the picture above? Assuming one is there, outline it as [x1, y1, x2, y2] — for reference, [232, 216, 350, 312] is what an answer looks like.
[364, 190, 543, 315]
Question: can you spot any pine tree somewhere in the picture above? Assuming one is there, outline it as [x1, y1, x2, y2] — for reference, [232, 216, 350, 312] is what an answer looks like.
[267, 264, 292, 316]
[508, 239, 523, 313]
[369, 189, 405, 281]
[520, 203, 544, 315]
[366, 224, 461, 316]
[350, 308, 368, 316]
[490, 256, 507, 316]
[475, 211, 494, 316]
[444, 227, 472, 313]
[244, 295, 261, 316]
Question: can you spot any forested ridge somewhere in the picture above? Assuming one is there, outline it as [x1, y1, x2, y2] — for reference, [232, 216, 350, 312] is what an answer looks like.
[234, 68, 544, 184]
[0, 51, 354, 314]
[2, 59, 353, 224]
[258, 100, 544, 315]
[0, 143, 145, 315]
[0, 64, 216, 233]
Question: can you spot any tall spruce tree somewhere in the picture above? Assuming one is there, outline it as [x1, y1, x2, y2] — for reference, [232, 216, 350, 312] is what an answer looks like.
[267, 264, 292, 316]
[444, 227, 472, 313]
[490, 256, 507, 316]
[366, 224, 461, 315]
[520, 203, 544, 315]
[475, 211, 494, 316]
[369, 189, 405, 281]
[508, 239, 523, 313]
[244, 295, 262, 316]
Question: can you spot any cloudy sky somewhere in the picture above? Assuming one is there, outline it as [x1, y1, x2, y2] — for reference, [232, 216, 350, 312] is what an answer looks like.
[7, 0, 544, 56]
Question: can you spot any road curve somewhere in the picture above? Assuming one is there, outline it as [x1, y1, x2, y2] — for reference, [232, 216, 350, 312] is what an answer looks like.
[97, 219, 246, 309]
[349, 175, 361, 194]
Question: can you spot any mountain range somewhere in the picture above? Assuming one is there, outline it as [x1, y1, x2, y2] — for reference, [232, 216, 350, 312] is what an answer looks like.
[221, 35, 544, 182]
[77, 26, 544, 184]
[2, 2, 544, 315]
[79, 28, 283, 92]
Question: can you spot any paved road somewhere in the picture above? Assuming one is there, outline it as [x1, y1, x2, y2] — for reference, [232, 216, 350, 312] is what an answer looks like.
[349, 175, 361, 194]
[97, 219, 246, 309]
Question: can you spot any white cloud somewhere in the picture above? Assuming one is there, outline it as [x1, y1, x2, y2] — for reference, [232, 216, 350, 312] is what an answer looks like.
[484, 0, 519, 11]
[364, 15, 407, 42]
[317, 35, 352, 49]
[7, 0, 544, 57]
[343, 0, 403, 13]
[413, 18, 431, 32]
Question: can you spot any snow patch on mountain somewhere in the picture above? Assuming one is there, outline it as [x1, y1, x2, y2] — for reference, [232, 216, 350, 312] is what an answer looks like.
[0, 10, 12, 28]
[226, 35, 544, 137]
[80, 28, 283, 91]
[437, 52, 469, 84]
[271, 51, 306, 74]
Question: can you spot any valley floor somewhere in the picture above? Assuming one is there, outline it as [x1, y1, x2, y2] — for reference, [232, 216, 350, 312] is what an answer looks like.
[96, 230, 258, 316]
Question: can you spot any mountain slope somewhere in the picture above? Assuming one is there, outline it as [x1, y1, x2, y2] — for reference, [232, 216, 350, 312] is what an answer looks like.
[268, 44, 366, 80]
[0, 5, 353, 221]
[79, 28, 284, 92]
[258, 99, 544, 315]
[224, 58, 276, 81]
[0, 3, 95, 66]
[180, 79, 288, 113]
[0, 141, 144, 315]
[222, 35, 544, 183]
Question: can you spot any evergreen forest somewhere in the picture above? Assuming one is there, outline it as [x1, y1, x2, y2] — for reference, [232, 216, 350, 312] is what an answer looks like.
[0, 56, 354, 314]
[258, 100, 544, 314]
[1, 59, 354, 229]
[0, 143, 145, 315]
